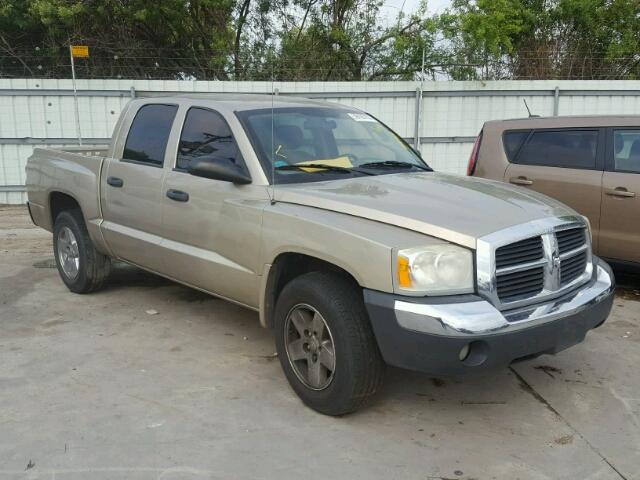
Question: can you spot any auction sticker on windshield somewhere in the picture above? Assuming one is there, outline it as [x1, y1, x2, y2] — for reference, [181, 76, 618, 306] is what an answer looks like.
[348, 113, 376, 122]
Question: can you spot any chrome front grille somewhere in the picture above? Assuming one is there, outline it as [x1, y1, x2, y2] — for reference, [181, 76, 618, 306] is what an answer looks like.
[557, 228, 586, 254]
[496, 266, 544, 302]
[476, 217, 593, 311]
[495, 236, 543, 268]
[561, 251, 587, 285]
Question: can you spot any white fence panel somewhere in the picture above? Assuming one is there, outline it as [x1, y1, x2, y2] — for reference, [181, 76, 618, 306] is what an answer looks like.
[1, 79, 640, 204]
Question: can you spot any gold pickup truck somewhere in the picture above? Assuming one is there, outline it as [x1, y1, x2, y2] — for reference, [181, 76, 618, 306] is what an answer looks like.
[26, 95, 614, 415]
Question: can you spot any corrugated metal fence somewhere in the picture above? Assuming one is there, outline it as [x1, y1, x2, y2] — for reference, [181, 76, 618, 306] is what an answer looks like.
[2, 78, 640, 204]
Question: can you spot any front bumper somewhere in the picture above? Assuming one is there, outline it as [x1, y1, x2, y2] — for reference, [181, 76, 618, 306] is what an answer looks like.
[364, 258, 615, 376]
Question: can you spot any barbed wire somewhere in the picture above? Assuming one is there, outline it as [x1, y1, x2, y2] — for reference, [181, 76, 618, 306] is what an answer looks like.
[0, 46, 638, 81]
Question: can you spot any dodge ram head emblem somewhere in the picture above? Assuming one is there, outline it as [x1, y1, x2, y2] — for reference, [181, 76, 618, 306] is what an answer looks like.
[548, 248, 562, 290]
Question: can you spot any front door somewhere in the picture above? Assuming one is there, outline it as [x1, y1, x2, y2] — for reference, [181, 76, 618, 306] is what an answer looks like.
[159, 107, 268, 307]
[101, 103, 178, 271]
[503, 128, 604, 252]
[599, 128, 640, 264]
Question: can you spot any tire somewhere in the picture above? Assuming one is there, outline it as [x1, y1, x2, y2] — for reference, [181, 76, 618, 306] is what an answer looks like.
[53, 209, 111, 293]
[274, 271, 385, 415]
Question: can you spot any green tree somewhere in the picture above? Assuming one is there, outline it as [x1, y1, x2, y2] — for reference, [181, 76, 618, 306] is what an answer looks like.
[437, 0, 640, 80]
[0, 0, 236, 79]
[270, 0, 431, 80]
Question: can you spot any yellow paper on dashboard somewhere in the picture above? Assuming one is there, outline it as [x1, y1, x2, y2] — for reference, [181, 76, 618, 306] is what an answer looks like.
[294, 156, 353, 172]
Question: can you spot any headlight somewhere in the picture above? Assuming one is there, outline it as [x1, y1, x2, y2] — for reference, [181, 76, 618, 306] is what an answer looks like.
[396, 244, 474, 295]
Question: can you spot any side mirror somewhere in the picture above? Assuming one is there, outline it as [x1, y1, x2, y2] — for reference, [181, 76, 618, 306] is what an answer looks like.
[188, 156, 252, 184]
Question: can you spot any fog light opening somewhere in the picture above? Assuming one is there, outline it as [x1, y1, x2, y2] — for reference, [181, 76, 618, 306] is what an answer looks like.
[458, 343, 470, 361]
[460, 340, 489, 367]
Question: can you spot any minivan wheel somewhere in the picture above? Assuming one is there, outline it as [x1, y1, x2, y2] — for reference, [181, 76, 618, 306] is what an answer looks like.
[274, 272, 385, 415]
[53, 209, 111, 293]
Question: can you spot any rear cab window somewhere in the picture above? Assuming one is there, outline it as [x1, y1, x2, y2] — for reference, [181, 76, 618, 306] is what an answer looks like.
[123, 104, 178, 167]
[504, 128, 601, 170]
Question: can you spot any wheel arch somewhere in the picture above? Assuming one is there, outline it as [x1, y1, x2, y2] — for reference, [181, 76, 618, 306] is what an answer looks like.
[49, 191, 84, 226]
[48, 190, 112, 257]
[259, 251, 362, 329]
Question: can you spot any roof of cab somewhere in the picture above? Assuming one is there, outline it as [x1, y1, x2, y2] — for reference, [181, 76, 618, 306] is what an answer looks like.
[134, 93, 347, 111]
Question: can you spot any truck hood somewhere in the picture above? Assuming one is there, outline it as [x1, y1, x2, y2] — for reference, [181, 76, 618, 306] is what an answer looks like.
[274, 172, 576, 248]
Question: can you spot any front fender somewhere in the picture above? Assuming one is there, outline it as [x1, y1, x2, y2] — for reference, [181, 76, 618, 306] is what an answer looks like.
[261, 202, 445, 293]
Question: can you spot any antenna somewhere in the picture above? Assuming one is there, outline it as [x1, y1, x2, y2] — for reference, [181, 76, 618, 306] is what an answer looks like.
[523, 99, 540, 118]
[269, 67, 276, 205]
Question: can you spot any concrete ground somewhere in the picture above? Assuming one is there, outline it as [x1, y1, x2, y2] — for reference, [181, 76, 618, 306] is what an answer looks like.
[0, 205, 638, 480]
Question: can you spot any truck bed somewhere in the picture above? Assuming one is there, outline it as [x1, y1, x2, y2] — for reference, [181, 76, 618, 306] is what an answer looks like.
[25, 147, 108, 233]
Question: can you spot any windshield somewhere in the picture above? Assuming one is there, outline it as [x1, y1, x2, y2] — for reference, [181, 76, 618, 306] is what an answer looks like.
[236, 107, 431, 184]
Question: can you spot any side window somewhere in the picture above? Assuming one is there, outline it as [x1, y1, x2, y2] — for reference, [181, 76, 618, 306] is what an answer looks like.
[613, 129, 640, 173]
[123, 104, 178, 166]
[514, 129, 599, 169]
[503, 130, 531, 161]
[177, 108, 239, 171]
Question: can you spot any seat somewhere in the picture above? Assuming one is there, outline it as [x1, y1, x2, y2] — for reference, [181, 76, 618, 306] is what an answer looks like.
[617, 138, 640, 172]
[273, 125, 314, 162]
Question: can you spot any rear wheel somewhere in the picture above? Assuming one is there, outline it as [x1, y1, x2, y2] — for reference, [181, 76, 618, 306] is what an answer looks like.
[274, 272, 385, 415]
[53, 209, 111, 293]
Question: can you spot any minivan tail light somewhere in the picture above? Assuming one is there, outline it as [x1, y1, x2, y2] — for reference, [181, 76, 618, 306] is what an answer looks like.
[467, 131, 483, 176]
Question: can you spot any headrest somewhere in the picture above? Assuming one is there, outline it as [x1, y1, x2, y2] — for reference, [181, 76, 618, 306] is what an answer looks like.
[275, 125, 304, 149]
[629, 138, 640, 160]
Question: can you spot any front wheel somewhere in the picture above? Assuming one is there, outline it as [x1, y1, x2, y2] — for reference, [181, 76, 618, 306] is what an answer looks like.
[53, 209, 111, 293]
[274, 272, 385, 415]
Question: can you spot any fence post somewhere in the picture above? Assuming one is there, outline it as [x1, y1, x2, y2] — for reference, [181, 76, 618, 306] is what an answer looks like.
[69, 45, 82, 146]
[414, 87, 421, 150]
[553, 86, 560, 116]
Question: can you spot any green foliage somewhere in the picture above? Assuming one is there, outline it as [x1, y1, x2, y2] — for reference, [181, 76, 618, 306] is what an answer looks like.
[438, 0, 640, 80]
[0, 0, 638, 80]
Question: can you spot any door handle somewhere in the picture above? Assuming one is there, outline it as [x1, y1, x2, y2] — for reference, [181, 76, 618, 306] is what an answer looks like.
[166, 189, 189, 202]
[605, 187, 636, 198]
[107, 176, 124, 188]
[509, 176, 533, 186]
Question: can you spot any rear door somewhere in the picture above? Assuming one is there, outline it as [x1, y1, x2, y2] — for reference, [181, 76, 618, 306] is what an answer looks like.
[158, 106, 267, 307]
[503, 128, 604, 252]
[101, 103, 178, 271]
[599, 128, 640, 264]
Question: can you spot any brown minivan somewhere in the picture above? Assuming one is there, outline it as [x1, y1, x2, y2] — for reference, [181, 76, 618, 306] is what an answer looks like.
[469, 115, 640, 267]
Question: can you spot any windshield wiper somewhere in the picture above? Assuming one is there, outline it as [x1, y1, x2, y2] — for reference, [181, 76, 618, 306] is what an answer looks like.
[274, 164, 375, 175]
[358, 160, 432, 171]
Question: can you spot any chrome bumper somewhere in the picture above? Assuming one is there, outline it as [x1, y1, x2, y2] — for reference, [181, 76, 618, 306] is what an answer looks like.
[393, 260, 614, 337]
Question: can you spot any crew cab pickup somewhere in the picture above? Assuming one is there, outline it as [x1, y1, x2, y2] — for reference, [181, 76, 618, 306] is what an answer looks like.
[26, 95, 615, 415]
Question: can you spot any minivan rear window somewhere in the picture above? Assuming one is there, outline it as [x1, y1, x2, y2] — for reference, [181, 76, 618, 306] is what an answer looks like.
[511, 129, 598, 169]
[613, 129, 640, 173]
[503, 130, 530, 161]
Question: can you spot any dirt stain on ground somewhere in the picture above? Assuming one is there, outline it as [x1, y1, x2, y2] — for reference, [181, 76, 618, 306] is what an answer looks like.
[554, 434, 574, 445]
[32, 258, 56, 269]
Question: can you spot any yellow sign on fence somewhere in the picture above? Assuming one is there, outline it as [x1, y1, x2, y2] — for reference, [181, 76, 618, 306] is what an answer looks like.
[71, 45, 89, 58]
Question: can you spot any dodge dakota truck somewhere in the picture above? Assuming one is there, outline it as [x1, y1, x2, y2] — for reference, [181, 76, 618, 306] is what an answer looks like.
[26, 94, 615, 415]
